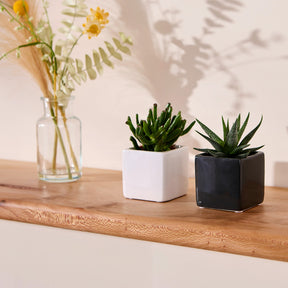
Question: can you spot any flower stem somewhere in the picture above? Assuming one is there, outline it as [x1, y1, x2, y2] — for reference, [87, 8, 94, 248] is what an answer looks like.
[59, 106, 79, 173]
[52, 126, 58, 172]
[0, 41, 58, 74]
[50, 106, 72, 180]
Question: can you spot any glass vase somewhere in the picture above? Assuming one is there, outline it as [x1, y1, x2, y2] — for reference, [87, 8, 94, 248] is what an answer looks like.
[36, 96, 82, 182]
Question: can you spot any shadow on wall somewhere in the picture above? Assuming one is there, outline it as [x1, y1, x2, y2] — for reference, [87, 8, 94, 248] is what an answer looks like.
[117, 0, 285, 151]
[274, 162, 288, 188]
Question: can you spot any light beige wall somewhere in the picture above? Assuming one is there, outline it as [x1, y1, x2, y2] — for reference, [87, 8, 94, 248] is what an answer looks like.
[1, 219, 288, 288]
[1, 0, 288, 186]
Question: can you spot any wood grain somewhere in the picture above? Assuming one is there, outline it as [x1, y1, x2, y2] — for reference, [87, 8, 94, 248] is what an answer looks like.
[0, 159, 288, 262]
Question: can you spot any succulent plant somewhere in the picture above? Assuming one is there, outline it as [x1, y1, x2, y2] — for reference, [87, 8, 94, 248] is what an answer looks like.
[194, 113, 264, 158]
[126, 103, 195, 152]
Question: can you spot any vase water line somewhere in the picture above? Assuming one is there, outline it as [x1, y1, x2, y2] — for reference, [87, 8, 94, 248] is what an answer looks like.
[36, 97, 82, 182]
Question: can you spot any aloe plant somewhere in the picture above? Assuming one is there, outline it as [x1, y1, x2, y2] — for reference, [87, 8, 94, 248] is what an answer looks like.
[194, 113, 264, 158]
[126, 103, 195, 152]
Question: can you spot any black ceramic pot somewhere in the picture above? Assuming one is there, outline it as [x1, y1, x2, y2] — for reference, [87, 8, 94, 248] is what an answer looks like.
[195, 152, 265, 212]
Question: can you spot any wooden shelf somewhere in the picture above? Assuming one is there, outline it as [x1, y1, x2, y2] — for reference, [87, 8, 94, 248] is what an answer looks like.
[0, 159, 288, 262]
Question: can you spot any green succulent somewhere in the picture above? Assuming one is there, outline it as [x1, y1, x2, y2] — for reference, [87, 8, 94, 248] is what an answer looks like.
[194, 113, 264, 158]
[126, 103, 195, 152]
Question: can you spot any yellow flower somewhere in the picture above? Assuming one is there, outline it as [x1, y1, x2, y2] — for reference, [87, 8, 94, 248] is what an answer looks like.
[83, 7, 109, 39]
[13, 0, 29, 16]
[93, 7, 109, 25]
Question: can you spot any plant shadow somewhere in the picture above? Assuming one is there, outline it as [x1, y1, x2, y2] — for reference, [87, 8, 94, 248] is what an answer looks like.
[116, 0, 285, 158]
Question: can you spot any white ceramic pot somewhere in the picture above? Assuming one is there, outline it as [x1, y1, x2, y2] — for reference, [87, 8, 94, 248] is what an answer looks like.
[122, 146, 189, 202]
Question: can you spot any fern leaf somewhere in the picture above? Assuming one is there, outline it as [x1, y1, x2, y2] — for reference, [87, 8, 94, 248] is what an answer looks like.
[71, 74, 82, 85]
[85, 55, 97, 80]
[62, 9, 86, 17]
[55, 45, 62, 56]
[87, 68, 96, 80]
[58, 26, 70, 34]
[105, 41, 123, 61]
[61, 20, 73, 28]
[79, 72, 87, 82]
[99, 47, 114, 68]
[119, 32, 133, 45]
[67, 63, 76, 75]
[75, 58, 83, 73]
[92, 50, 103, 75]
[112, 38, 131, 55]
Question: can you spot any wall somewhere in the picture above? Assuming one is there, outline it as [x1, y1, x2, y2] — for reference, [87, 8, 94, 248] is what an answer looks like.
[1, 219, 288, 288]
[1, 0, 288, 186]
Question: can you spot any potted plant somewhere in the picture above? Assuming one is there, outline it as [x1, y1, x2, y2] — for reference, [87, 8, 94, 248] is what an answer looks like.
[194, 113, 264, 212]
[123, 103, 195, 202]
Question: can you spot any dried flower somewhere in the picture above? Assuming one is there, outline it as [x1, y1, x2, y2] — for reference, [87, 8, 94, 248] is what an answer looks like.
[0, 0, 132, 101]
[82, 7, 109, 39]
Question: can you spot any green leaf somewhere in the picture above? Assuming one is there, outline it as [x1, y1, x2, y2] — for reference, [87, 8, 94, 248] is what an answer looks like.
[236, 114, 241, 131]
[196, 119, 223, 145]
[194, 148, 225, 157]
[238, 113, 250, 141]
[158, 110, 166, 126]
[71, 74, 82, 85]
[196, 131, 224, 152]
[67, 63, 76, 75]
[130, 136, 140, 150]
[99, 47, 114, 68]
[167, 113, 182, 134]
[230, 144, 250, 155]
[75, 58, 83, 73]
[85, 54, 93, 69]
[147, 108, 153, 124]
[125, 116, 136, 135]
[182, 120, 195, 136]
[153, 104, 158, 122]
[222, 116, 228, 142]
[239, 116, 263, 146]
[163, 117, 172, 131]
[92, 50, 103, 75]
[142, 121, 151, 136]
[112, 38, 131, 55]
[241, 145, 264, 155]
[136, 134, 153, 146]
[61, 8, 86, 17]
[55, 45, 62, 56]
[225, 118, 239, 150]
[166, 128, 182, 143]
[79, 72, 87, 82]
[62, 0, 77, 6]
[152, 128, 165, 142]
[85, 55, 97, 80]
[58, 26, 70, 34]
[61, 20, 73, 28]
[236, 152, 250, 159]
[119, 32, 133, 45]
[105, 41, 123, 61]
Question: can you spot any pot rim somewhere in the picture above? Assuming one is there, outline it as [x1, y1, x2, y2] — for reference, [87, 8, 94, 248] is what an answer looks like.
[195, 151, 264, 160]
[124, 145, 187, 154]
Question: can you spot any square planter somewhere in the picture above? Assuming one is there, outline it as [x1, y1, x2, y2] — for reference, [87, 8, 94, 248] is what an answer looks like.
[195, 152, 265, 212]
[122, 146, 189, 202]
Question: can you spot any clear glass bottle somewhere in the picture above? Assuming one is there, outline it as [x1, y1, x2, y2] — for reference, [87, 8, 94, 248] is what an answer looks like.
[36, 97, 82, 182]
